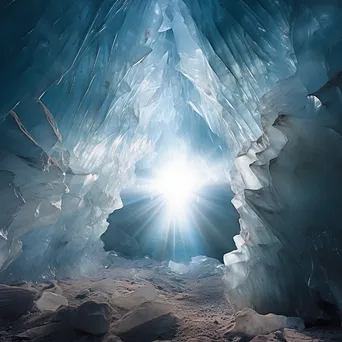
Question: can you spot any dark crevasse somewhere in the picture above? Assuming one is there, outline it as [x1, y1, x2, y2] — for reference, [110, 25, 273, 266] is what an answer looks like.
[0, 0, 342, 323]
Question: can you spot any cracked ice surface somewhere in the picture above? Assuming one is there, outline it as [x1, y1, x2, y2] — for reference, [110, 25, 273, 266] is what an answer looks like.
[1, 0, 342, 322]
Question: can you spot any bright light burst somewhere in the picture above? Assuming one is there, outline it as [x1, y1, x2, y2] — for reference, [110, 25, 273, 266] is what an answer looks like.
[154, 159, 201, 215]
[130, 154, 224, 260]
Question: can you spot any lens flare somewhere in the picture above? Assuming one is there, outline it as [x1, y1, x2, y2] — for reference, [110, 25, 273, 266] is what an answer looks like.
[154, 160, 200, 215]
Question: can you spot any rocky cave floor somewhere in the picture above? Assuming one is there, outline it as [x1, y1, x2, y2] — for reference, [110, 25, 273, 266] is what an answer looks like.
[0, 258, 341, 342]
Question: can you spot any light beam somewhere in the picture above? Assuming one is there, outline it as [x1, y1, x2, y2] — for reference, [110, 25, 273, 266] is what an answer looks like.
[154, 159, 201, 215]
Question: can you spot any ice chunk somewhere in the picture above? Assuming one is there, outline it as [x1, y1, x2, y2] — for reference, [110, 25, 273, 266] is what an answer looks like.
[168, 260, 190, 275]
[189, 256, 224, 278]
[75, 289, 91, 299]
[112, 283, 158, 310]
[36, 291, 68, 312]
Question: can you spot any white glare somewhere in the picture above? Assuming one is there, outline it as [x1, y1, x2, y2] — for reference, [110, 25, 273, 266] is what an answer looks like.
[154, 160, 200, 214]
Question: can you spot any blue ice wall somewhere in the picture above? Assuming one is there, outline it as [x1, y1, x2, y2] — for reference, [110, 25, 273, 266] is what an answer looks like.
[1, 0, 342, 322]
[220, 0, 342, 322]
[0, 0, 233, 279]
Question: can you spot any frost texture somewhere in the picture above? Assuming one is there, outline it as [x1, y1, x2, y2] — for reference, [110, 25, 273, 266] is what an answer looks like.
[1, 0, 342, 321]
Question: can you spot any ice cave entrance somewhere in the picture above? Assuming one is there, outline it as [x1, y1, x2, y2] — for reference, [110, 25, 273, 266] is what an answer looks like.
[102, 155, 240, 262]
[3, 0, 342, 336]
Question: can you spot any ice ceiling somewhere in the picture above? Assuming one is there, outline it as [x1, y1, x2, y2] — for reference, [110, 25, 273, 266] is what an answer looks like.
[1, 0, 342, 323]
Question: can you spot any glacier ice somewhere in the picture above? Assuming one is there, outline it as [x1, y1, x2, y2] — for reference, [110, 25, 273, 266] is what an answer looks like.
[1, 0, 342, 323]
[168, 260, 190, 275]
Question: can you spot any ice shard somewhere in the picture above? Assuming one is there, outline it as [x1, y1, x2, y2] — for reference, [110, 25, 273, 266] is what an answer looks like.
[1, 0, 342, 322]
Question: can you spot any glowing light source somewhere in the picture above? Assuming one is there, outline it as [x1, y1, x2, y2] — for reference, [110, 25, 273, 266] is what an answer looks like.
[154, 159, 201, 214]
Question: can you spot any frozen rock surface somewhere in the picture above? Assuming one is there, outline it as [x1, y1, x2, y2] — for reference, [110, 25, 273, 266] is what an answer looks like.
[0, 284, 35, 318]
[36, 291, 68, 312]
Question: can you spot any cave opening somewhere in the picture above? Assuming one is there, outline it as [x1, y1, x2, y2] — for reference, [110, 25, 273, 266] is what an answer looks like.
[101, 163, 240, 262]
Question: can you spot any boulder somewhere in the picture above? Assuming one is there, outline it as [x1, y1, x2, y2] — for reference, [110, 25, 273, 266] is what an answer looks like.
[115, 301, 177, 342]
[0, 284, 35, 318]
[16, 322, 66, 340]
[71, 301, 112, 336]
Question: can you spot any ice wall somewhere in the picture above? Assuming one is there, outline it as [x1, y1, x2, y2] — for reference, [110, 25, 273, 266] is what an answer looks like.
[0, 0, 173, 279]
[0, 0, 231, 279]
[1, 0, 342, 322]
[220, 0, 342, 322]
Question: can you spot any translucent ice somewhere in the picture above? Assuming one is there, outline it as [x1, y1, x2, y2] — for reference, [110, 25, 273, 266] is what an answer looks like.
[168, 261, 190, 275]
[1, 0, 342, 323]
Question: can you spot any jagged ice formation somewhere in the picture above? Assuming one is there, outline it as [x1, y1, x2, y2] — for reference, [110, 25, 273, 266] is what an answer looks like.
[1, 0, 342, 322]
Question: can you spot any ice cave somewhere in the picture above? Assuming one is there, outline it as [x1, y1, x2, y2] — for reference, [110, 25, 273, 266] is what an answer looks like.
[0, 0, 342, 341]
